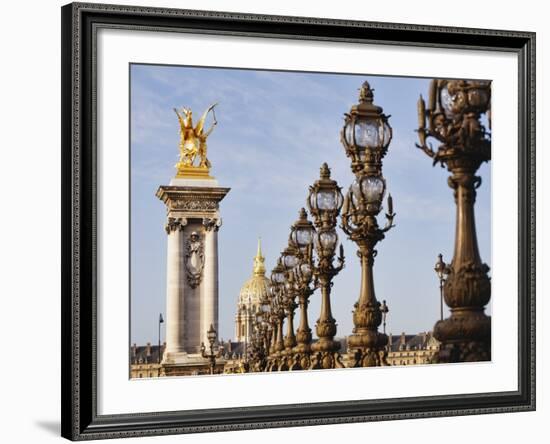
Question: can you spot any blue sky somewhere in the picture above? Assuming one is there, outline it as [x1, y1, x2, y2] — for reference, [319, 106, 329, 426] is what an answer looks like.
[130, 65, 491, 346]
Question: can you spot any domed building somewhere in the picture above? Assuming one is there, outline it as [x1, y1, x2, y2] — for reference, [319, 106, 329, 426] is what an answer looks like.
[234, 239, 271, 343]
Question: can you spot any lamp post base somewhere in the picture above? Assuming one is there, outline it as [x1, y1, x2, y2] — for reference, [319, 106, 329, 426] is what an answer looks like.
[432, 309, 491, 363]
[278, 349, 293, 371]
[290, 343, 312, 370]
[310, 339, 344, 369]
[347, 330, 389, 367]
[310, 351, 344, 369]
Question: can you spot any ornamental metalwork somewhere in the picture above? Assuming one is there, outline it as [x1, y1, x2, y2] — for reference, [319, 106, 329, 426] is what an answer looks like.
[416, 79, 492, 362]
[340, 81, 395, 367]
[307, 164, 346, 370]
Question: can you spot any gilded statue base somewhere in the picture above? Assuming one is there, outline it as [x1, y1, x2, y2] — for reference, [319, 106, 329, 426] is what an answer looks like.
[175, 163, 213, 180]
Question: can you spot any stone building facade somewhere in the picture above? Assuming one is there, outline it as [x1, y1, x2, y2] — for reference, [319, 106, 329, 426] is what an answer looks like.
[386, 332, 440, 366]
[130, 343, 164, 378]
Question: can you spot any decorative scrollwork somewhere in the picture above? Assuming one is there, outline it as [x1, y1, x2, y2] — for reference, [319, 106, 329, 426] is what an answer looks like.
[171, 200, 218, 211]
[444, 261, 491, 308]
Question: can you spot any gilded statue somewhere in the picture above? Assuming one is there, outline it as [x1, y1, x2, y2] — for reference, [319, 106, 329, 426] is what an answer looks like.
[173, 104, 218, 173]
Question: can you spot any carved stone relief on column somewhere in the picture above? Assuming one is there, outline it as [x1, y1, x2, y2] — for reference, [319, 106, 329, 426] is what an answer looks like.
[171, 199, 218, 211]
[185, 231, 205, 288]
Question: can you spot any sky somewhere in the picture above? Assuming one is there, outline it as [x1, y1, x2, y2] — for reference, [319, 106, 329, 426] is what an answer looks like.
[130, 64, 491, 346]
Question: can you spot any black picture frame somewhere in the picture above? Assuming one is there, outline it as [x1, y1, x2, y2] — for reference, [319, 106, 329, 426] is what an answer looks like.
[61, 2, 536, 440]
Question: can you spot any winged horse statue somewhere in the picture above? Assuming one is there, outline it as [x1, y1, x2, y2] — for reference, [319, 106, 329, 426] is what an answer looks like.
[174, 103, 218, 169]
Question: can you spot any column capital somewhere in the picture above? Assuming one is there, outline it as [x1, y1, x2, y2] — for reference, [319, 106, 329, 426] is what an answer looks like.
[203, 217, 222, 232]
[165, 217, 187, 234]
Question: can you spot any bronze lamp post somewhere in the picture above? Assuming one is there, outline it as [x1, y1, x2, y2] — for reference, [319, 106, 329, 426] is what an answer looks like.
[200, 324, 223, 375]
[269, 259, 287, 370]
[266, 305, 278, 371]
[265, 309, 275, 369]
[307, 163, 345, 369]
[259, 292, 272, 367]
[250, 294, 271, 372]
[434, 253, 451, 321]
[288, 208, 316, 370]
[416, 79, 492, 362]
[381, 300, 389, 335]
[278, 244, 299, 371]
[340, 81, 396, 367]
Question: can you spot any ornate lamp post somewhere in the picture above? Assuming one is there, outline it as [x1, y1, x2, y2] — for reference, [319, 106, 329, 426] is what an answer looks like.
[340, 81, 396, 367]
[249, 322, 263, 372]
[200, 324, 223, 375]
[158, 312, 164, 364]
[250, 294, 271, 372]
[307, 163, 345, 369]
[416, 79, 492, 362]
[269, 259, 287, 370]
[259, 292, 272, 366]
[288, 208, 316, 370]
[380, 300, 389, 335]
[266, 306, 277, 370]
[434, 253, 450, 321]
[279, 245, 299, 370]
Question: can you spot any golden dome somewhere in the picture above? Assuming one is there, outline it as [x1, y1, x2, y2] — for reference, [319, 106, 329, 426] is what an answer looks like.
[238, 239, 271, 310]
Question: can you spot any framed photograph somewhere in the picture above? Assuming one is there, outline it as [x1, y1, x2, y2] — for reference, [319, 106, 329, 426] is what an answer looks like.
[61, 2, 535, 440]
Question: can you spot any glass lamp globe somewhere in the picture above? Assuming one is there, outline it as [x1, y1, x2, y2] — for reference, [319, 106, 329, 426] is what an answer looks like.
[316, 190, 337, 210]
[271, 270, 284, 285]
[295, 227, 314, 247]
[440, 84, 465, 119]
[434, 253, 446, 280]
[341, 81, 392, 172]
[440, 80, 492, 119]
[307, 163, 344, 226]
[271, 262, 286, 285]
[317, 229, 338, 251]
[344, 118, 391, 151]
[361, 175, 385, 203]
[440, 80, 491, 118]
[350, 175, 385, 206]
[282, 248, 298, 270]
[310, 187, 344, 214]
[300, 263, 312, 281]
[206, 325, 217, 343]
[290, 208, 315, 250]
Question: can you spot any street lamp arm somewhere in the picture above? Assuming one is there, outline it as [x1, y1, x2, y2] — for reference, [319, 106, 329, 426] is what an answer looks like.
[415, 139, 436, 158]
[381, 212, 396, 233]
[200, 342, 207, 359]
[334, 244, 345, 273]
[415, 141, 448, 168]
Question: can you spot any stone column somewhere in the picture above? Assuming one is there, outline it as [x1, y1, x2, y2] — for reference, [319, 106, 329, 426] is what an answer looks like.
[157, 180, 229, 370]
[201, 218, 221, 347]
[164, 217, 186, 355]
